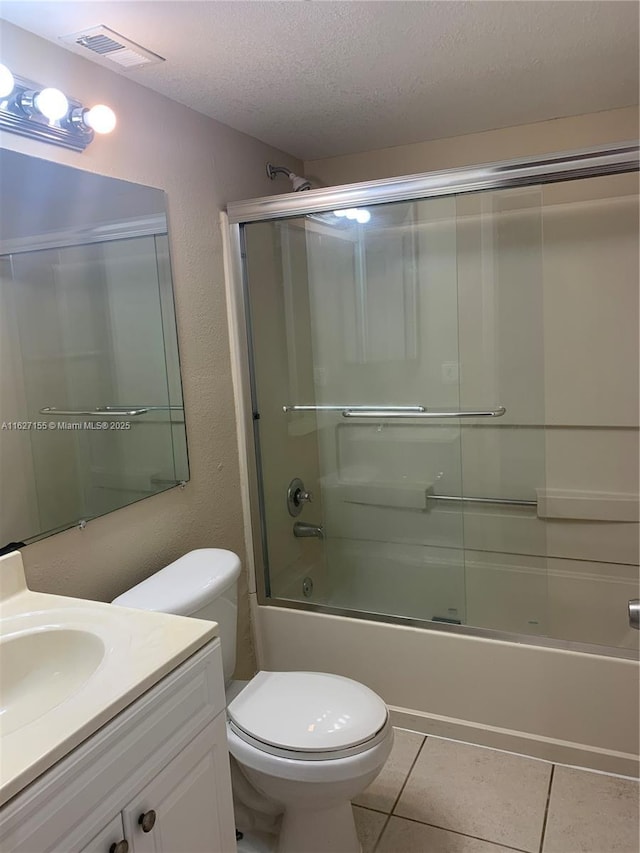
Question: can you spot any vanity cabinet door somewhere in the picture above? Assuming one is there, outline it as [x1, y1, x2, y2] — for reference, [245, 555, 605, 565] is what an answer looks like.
[123, 714, 235, 853]
[78, 815, 128, 853]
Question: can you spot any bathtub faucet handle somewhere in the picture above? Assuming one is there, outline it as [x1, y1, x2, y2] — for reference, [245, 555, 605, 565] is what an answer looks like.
[287, 477, 314, 516]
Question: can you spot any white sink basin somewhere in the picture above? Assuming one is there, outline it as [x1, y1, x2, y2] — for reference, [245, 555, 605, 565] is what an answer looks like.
[0, 549, 217, 806]
[0, 628, 105, 735]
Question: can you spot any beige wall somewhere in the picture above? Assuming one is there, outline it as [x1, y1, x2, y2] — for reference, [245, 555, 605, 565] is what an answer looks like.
[305, 106, 639, 186]
[0, 21, 301, 678]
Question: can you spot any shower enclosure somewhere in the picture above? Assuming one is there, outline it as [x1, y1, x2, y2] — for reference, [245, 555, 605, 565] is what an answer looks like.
[226, 144, 639, 665]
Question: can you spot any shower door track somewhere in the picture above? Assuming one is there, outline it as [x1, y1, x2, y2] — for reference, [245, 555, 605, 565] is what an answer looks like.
[227, 142, 638, 224]
[258, 595, 639, 661]
[225, 141, 640, 662]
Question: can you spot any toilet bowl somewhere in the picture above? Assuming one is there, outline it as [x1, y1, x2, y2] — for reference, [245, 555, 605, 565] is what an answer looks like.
[112, 549, 393, 853]
[228, 670, 393, 852]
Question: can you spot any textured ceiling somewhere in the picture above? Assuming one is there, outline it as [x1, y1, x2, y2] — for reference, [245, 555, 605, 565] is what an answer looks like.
[1, 1, 638, 160]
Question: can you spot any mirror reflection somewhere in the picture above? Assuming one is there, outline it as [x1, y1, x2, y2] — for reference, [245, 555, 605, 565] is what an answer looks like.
[0, 150, 188, 548]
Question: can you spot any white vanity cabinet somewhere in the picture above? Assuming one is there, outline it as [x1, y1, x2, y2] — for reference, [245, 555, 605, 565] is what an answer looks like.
[79, 816, 127, 853]
[121, 718, 232, 853]
[0, 640, 236, 853]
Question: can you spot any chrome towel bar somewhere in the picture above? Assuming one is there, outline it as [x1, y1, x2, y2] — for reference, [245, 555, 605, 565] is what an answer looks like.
[283, 405, 506, 418]
[283, 404, 427, 413]
[342, 407, 506, 419]
[40, 406, 148, 417]
[429, 494, 536, 507]
[40, 405, 183, 418]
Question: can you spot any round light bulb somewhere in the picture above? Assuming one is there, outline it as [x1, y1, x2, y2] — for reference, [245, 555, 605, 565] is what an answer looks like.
[0, 64, 14, 98]
[34, 88, 69, 121]
[355, 210, 371, 224]
[84, 104, 116, 134]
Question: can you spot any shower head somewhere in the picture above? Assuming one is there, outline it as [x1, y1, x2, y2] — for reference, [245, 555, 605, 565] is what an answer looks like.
[266, 162, 313, 192]
[290, 174, 312, 192]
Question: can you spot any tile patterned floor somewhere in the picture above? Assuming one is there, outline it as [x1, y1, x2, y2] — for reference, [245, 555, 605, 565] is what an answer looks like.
[353, 729, 640, 853]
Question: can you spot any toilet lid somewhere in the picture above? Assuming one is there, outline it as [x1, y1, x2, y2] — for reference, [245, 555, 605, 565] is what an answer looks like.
[227, 671, 388, 754]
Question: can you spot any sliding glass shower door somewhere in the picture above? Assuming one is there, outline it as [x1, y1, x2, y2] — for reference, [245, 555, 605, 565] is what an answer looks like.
[242, 186, 548, 636]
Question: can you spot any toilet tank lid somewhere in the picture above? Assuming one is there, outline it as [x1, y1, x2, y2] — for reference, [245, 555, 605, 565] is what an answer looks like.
[111, 549, 241, 615]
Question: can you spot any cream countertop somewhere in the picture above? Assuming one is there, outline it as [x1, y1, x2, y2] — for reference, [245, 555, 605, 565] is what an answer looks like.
[0, 550, 218, 806]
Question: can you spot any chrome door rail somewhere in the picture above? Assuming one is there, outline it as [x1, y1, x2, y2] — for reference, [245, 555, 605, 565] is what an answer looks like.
[429, 494, 536, 507]
[227, 142, 638, 224]
[283, 404, 427, 412]
[342, 407, 506, 419]
[101, 405, 184, 412]
[41, 406, 148, 417]
[40, 405, 183, 417]
[283, 405, 505, 418]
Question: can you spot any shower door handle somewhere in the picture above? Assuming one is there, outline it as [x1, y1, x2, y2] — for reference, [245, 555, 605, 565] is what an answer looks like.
[629, 600, 640, 630]
[341, 407, 506, 419]
[40, 406, 149, 417]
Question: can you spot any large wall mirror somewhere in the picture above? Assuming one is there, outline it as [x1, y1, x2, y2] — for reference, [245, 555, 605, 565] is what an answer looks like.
[0, 150, 188, 549]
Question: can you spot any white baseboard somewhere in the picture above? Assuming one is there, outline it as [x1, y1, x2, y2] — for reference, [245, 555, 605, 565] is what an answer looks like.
[389, 705, 640, 779]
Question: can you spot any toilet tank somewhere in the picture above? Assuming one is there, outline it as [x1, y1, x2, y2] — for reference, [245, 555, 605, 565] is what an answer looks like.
[112, 549, 242, 683]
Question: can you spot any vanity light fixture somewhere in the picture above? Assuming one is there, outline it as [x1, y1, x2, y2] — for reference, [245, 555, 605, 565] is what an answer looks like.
[21, 87, 70, 121]
[70, 103, 117, 135]
[0, 63, 15, 98]
[0, 65, 116, 151]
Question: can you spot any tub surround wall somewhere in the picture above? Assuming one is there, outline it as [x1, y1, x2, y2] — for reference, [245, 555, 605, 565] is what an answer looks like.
[0, 21, 302, 678]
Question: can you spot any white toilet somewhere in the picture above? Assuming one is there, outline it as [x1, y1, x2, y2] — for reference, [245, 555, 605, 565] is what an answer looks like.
[112, 549, 393, 853]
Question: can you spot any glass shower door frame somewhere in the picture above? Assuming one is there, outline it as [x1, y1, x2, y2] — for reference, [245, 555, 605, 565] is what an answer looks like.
[224, 141, 639, 660]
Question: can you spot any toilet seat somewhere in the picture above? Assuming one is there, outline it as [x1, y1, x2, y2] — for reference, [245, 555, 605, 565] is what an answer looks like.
[227, 670, 389, 761]
[227, 721, 394, 784]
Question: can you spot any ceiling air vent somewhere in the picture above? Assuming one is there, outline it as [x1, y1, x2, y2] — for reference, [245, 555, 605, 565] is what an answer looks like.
[60, 26, 165, 70]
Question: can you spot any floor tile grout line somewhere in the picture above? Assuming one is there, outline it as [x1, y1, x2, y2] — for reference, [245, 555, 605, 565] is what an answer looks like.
[370, 812, 392, 853]
[538, 764, 555, 853]
[372, 733, 428, 852]
[381, 812, 533, 853]
[383, 733, 540, 853]
[354, 804, 395, 817]
[390, 734, 428, 815]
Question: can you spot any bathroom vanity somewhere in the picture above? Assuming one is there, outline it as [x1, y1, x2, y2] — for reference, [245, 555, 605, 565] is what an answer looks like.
[0, 552, 236, 853]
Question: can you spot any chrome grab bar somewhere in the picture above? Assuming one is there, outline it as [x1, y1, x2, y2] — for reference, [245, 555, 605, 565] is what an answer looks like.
[40, 405, 183, 418]
[283, 405, 506, 418]
[41, 406, 149, 417]
[429, 494, 536, 507]
[283, 404, 427, 413]
[342, 407, 506, 419]
[101, 405, 183, 412]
